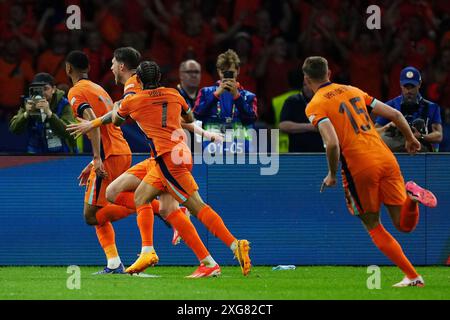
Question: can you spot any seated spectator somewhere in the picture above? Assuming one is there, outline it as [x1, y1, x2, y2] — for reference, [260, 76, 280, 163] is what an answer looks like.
[37, 24, 70, 86]
[83, 31, 112, 83]
[279, 80, 324, 152]
[9, 73, 78, 153]
[256, 35, 298, 126]
[0, 35, 34, 120]
[232, 32, 257, 94]
[376, 67, 443, 152]
[194, 49, 258, 154]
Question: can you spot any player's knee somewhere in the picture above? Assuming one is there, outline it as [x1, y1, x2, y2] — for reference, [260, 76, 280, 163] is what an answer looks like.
[83, 208, 98, 226]
[105, 184, 117, 203]
[84, 214, 98, 226]
[134, 192, 146, 208]
[158, 209, 169, 219]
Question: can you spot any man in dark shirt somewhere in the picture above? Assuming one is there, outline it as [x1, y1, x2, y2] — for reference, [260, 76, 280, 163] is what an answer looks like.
[280, 83, 324, 152]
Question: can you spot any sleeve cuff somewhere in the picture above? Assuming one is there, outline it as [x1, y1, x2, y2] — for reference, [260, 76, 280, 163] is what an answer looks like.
[77, 103, 91, 118]
[116, 111, 126, 121]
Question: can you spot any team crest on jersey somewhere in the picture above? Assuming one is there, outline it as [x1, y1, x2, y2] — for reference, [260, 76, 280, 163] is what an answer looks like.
[308, 115, 316, 123]
[70, 97, 76, 106]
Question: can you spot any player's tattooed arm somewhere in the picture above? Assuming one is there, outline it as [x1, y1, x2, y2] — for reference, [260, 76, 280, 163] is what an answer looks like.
[112, 101, 126, 126]
[66, 110, 115, 138]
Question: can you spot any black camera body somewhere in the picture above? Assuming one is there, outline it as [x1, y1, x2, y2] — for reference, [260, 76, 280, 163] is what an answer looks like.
[401, 101, 428, 134]
[223, 70, 234, 79]
[223, 70, 235, 92]
[26, 83, 46, 118]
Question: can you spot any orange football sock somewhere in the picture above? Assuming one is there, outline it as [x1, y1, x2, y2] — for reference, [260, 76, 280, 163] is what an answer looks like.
[95, 222, 118, 259]
[114, 192, 160, 214]
[166, 209, 209, 261]
[369, 224, 418, 279]
[136, 204, 154, 247]
[95, 204, 134, 226]
[197, 205, 236, 247]
[114, 192, 136, 210]
[399, 197, 419, 232]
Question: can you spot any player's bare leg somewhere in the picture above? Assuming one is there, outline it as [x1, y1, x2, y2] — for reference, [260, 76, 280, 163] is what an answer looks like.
[106, 172, 186, 244]
[125, 181, 161, 274]
[106, 173, 141, 204]
[358, 211, 424, 287]
[182, 191, 251, 276]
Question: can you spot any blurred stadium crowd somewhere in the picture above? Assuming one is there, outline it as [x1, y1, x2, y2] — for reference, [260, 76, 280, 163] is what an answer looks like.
[1, 0, 450, 152]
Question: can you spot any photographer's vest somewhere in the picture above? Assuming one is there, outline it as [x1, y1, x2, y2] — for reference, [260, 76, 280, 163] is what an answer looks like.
[27, 97, 76, 153]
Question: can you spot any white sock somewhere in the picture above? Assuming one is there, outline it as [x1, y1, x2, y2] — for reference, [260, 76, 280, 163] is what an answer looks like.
[107, 256, 121, 269]
[230, 240, 238, 252]
[141, 246, 154, 254]
[200, 255, 217, 267]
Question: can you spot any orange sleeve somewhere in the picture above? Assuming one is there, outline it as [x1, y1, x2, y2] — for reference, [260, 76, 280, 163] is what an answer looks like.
[68, 87, 91, 118]
[180, 96, 191, 115]
[360, 89, 377, 108]
[123, 81, 138, 100]
[305, 100, 328, 127]
[117, 97, 131, 120]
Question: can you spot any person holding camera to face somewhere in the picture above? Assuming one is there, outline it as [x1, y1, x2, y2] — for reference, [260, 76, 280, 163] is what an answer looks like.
[376, 67, 443, 152]
[193, 49, 258, 154]
[9, 73, 78, 153]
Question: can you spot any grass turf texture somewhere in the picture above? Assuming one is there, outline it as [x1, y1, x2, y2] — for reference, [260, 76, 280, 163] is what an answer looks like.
[0, 266, 448, 300]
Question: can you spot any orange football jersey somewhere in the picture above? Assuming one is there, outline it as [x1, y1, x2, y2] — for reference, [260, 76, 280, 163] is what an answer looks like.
[68, 79, 131, 158]
[305, 82, 396, 175]
[117, 87, 191, 158]
[122, 74, 142, 99]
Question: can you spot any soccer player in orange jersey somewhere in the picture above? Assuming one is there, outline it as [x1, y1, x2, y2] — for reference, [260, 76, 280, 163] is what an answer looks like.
[65, 50, 135, 274]
[303, 56, 437, 287]
[67, 48, 223, 247]
[111, 61, 251, 276]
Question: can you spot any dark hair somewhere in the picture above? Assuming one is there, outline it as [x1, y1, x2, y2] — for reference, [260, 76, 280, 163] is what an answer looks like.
[31, 73, 55, 86]
[114, 47, 141, 70]
[66, 50, 89, 71]
[136, 61, 161, 89]
[302, 56, 328, 81]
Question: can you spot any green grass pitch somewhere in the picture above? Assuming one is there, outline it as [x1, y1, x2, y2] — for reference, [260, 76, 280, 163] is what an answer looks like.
[0, 266, 448, 300]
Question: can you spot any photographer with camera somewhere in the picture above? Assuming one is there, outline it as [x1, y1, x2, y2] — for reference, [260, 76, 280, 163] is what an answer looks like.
[193, 49, 258, 154]
[376, 67, 443, 152]
[9, 73, 78, 153]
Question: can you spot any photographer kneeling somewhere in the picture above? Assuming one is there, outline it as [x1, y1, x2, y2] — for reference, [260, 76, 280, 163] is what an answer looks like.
[9, 73, 78, 153]
[376, 67, 443, 152]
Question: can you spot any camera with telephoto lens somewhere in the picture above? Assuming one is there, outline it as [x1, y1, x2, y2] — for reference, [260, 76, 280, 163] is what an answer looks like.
[26, 83, 45, 118]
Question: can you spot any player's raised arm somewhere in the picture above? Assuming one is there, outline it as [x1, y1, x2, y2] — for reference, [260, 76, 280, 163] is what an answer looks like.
[181, 120, 224, 143]
[317, 119, 340, 187]
[371, 99, 421, 154]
